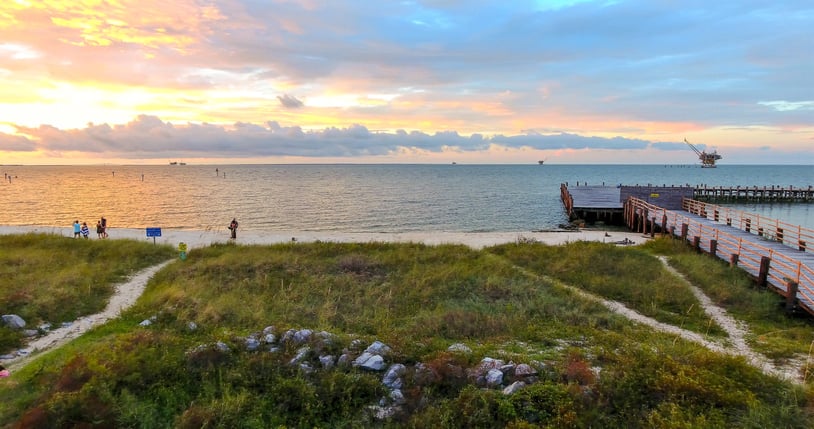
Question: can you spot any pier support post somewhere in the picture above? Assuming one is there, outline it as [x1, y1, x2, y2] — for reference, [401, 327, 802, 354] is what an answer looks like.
[709, 239, 717, 256]
[729, 254, 739, 267]
[745, 218, 751, 233]
[650, 217, 656, 238]
[680, 223, 688, 241]
[757, 256, 771, 288]
[692, 236, 700, 251]
[726, 217, 731, 226]
[713, 210, 719, 222]
[758, 227, 763, 237]
[800, 240, 806, 252]
[776, 228, 783, 244]
[661, 215, 667, 234]
[785, 279, 799, 313]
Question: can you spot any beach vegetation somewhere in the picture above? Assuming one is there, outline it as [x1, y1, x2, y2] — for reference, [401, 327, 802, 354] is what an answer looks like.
[0, 233, 175, 354]
[1, 237, 812, 427]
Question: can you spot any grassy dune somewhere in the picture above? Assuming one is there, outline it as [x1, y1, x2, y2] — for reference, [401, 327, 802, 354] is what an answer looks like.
[0, 233, 175, 353]
[1, 235, 812, 427]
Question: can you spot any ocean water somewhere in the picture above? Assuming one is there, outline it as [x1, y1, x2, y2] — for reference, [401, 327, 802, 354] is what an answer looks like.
[0, 164, 812, 232]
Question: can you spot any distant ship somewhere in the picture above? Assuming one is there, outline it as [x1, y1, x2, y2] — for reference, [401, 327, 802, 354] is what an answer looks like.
[538, 160, 545, 165]
[169, 161, 187, 165]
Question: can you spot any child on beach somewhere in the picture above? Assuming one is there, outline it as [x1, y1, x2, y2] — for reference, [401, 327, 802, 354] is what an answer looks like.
[73, 220, 80, 238]
[81, 222, 89, 239]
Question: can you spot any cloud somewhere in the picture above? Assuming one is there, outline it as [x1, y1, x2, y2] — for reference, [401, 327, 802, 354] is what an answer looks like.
[1, 115, 701, 160]
[277, 94, 304, 109]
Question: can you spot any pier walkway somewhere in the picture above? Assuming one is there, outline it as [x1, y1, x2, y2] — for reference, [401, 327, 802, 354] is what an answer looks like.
[624, 197, 814, 316]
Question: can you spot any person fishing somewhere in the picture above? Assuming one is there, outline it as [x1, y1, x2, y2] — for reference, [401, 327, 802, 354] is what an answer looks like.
[228, 218, 238, 239]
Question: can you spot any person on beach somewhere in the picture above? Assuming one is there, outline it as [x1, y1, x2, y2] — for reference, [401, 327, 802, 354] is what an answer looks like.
[0, 364, 9, 378]
[80, 222, 89, 239]
[96, 221, 104, 239]
[100, 217, 108, 238]
[73, 220, 81, 238]
[228, 218, 238, 239]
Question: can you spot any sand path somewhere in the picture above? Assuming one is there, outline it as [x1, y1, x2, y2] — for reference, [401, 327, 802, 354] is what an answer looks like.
[2, 260, 173, 371]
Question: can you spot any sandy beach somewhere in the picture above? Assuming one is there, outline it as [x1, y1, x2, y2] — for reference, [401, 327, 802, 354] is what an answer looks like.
[0, 225, 648, 249]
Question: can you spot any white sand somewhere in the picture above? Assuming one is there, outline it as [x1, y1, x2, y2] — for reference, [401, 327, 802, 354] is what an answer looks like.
[0, 225, 647, 249]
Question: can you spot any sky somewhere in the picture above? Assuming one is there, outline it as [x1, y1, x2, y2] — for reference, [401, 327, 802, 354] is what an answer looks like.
[0, 0, 812, 165]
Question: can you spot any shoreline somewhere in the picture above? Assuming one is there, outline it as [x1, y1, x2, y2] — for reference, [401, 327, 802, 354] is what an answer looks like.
[0, 225, 648, 249]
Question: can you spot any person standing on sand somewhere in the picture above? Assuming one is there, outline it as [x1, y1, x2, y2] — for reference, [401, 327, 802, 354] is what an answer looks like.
[96, 221, 104, 239]
[101, 217, 108, 238]
[73, 220, 81, 238]
[229, 218, 238, 239]
[80, 222, 89, 239]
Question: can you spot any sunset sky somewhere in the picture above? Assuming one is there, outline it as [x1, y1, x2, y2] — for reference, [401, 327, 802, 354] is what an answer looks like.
[0, 0, 812, 165]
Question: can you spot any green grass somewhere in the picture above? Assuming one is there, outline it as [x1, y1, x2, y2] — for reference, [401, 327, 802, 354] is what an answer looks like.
[0, 233, 175, 354]
[642, 237, 814, 366]
[1, 237, 812, 427]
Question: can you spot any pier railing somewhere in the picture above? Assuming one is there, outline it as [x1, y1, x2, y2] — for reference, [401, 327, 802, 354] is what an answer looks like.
[682, 199, 813, 253]
[625, 197, 814, 315]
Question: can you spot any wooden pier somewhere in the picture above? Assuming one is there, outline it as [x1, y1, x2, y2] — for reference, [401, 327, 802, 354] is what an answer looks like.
[694, 185, 814, 202]
[624, 197, 814, 316]
[560, 183, 694, 225]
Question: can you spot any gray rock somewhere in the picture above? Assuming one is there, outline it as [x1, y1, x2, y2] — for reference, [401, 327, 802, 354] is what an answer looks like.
[365, 340, 391, 356]
[500, 363, 516, 376]
[262, 325, 276, 336]
[447, 343, 471, 353]
[0, 354, 15, 360]
[139, 319, 152, 326]
[22, 329, 38, 337]
[293, 329, 313, 344]
[245, 337, 260, 351]
[264, 333, 277, 344]
[289, 347, 310, 365]
[60, 321, 73, 328]
[268, 346, 281, 353]
[319, 354, 335, 369]
[502, 381, 526, 395]
[1, 314, 25, 329]
[281, 329, 296, 343]
[187, 321, 198, 331]
[337, 353, 352, 367]
[390, 388, 406, 405]
[382, 363, 406, 389]
[354, 352, 386, 371]
[486, 368, 503, 387]
[515, 363, 537, 377]
[38, 322, 52, 332]
[215, 341, 230, 352]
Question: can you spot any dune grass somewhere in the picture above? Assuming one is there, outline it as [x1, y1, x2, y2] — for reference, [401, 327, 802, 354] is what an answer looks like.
[0, 233, 175, 354]
[1, 237, 812, 427]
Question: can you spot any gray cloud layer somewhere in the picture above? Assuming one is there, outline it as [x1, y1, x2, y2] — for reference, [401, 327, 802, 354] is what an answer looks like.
[2, 115, 697, 159]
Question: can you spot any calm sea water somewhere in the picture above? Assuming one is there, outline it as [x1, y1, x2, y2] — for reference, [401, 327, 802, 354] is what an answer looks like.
[1, 164, 812, 232]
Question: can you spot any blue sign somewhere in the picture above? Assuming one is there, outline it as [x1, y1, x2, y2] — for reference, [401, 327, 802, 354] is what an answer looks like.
[146, 227, 162, 237]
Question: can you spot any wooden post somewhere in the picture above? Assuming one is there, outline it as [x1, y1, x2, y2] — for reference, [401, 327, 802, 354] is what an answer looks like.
[726, 217, 732, 226]
[709, 239, 717, 256]
[680, 223, 688, 240]
[692, 236, 700, 251]
[713, 210, 719, 222]
[786, 279, 799, 313]
[776, 227, 783, 244]
[757, 256, 771, 287]
[669, 225, 675, 237]
[745, 218, 751, 232]
[800, 240, 806, 252]
[650, 217, 656, 238]
[757, 227, 763, 237]
[729, 254, 739, 267]
[661, 214, 667, 234]
[642, 209, 649, 234]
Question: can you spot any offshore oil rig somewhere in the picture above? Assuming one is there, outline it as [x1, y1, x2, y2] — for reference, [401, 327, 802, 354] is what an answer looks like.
[684, 138, 722, 168]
